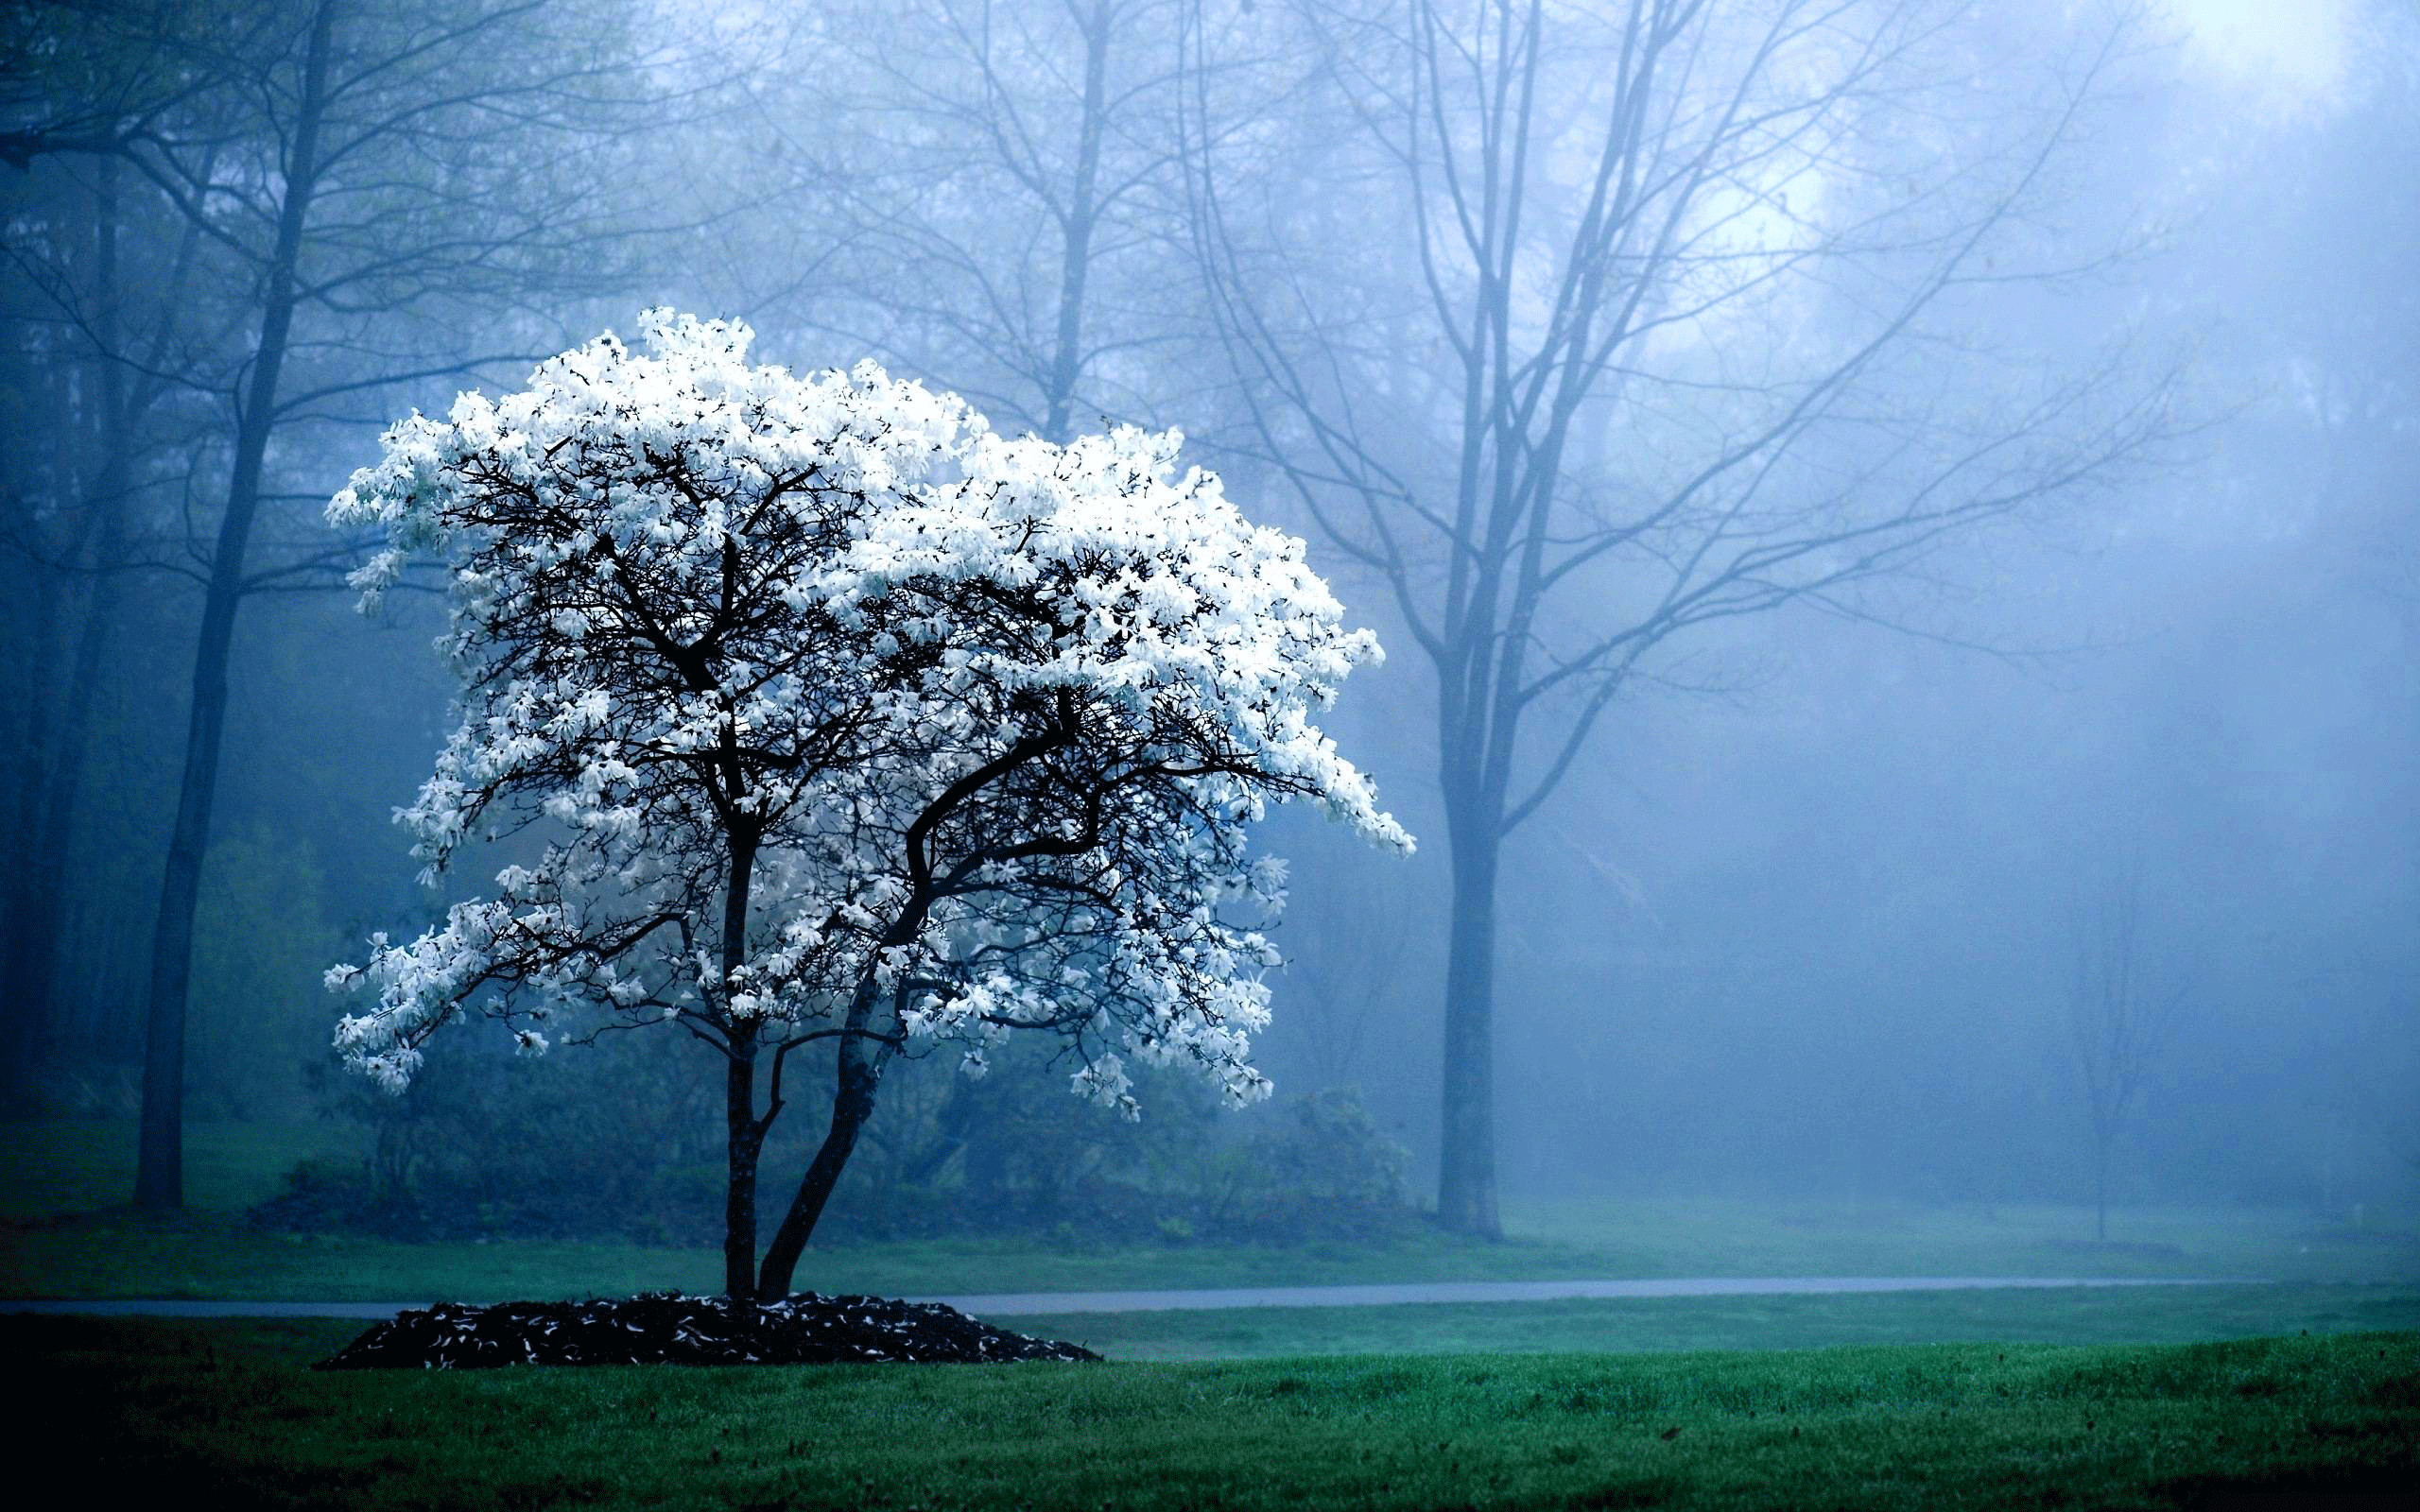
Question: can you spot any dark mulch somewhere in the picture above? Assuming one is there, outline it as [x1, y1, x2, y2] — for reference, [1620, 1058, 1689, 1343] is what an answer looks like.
[315, 1292, 1101, 1369]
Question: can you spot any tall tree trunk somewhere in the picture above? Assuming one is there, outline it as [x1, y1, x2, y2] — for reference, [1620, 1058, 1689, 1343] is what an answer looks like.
[1435, 782, 1504, 1238]
[720, 833, 764, 1298]
[756, 970, 895, 1298]
[16, 158, 133, 1107]
[1038, 2, 1109, 444]
[0, 354, 75, 1105]
[755, 1033, 887, 1299]
[0, 573, 63, 1105]
[135, 0, 336, 1209]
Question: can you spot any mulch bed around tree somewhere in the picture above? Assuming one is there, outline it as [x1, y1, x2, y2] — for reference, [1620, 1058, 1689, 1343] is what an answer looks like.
[315, 1292, 1101, 1369]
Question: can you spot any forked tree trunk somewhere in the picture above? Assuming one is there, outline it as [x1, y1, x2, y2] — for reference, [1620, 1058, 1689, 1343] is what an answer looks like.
[755, 1016, 890, 1298]
[752, 829, 979, 1293]
[135, 0, 337, 1209]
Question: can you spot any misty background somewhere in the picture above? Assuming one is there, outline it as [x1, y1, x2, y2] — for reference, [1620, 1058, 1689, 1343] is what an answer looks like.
[2, 0, 2412, 1239]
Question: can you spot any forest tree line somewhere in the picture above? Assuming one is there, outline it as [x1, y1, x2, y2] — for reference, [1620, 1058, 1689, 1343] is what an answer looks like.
[3, 0, 2414, 1232]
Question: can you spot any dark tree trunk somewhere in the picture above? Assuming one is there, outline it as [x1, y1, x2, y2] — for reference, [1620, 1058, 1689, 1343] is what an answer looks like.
[756, 971, 894, 1298]
[1435, 789, 1503, 1238]
[720, 833, 764, 1298]
[135, 0, 336, 1209]
[0, 353, 73, 1103]
[755, 1039, 885, 1298]
[722, 1039, 763, 1295]
[0, 558, 63, 1105]
[17, 158, 133, 1106]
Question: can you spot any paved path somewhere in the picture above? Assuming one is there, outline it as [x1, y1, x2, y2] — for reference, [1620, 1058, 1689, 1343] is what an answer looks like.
[0, 1275, 2239, 1321]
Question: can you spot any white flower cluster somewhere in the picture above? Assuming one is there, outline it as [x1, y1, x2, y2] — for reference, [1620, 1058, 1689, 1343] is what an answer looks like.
[327, 310, 1408, 1115]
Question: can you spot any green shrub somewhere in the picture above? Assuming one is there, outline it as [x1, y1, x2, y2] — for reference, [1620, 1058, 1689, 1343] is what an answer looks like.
[251, 1031, 1414, 1247]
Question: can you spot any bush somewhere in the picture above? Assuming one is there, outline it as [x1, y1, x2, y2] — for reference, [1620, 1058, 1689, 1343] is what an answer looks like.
[252, 1028, 1415, 1248]
[251, 1033, 725, 1244]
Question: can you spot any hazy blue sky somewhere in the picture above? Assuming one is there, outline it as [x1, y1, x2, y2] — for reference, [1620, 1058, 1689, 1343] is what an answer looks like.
[2174, 0, 2351, 98]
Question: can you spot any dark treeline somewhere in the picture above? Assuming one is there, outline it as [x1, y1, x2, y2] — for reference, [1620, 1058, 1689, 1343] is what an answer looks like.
[1, 0, 2413, 1238]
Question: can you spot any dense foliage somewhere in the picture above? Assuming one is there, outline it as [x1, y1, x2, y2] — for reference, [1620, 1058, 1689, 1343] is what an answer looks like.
[324, 311, 1406, 1289]
[254, 1036, 1415, 1248]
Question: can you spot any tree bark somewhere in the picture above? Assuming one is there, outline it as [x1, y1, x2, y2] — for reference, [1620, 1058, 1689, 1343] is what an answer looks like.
[0, 353, 74, 1104]
[0, 514, 64, 1105]
[756, 976, 893, 1298]
[1435, 792, 1504, 1238]
[720, 832, 763, 1298]
[755, 1040, 886, 1299]
[135, 0, 336, 1209]
[15, 158, 133, 1106]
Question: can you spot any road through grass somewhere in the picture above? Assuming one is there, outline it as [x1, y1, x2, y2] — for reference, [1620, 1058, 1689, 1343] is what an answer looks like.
[10, 1315, 2413, 1510]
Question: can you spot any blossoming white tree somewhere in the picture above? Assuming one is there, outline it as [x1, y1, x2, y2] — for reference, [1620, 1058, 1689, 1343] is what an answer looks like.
[326, 311, 1408, 1297]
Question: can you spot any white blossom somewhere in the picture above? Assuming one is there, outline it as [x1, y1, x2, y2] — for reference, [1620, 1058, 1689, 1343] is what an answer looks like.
[326, 310, 1408, 1125]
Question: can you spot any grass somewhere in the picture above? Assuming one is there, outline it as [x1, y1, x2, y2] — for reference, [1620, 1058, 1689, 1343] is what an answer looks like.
[9, 1119, 2419, 1307]
[9, 1315, 2414, 1509]
[0, 1117, 362, 1220]
[15, 1121, 2417, 1505]
[1502, 1194, 2420, 1285]
[1031, 1284, 2420, 1362]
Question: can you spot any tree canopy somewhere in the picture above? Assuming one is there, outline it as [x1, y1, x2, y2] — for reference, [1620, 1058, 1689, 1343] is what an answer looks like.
[326, 310, 1407, 1293]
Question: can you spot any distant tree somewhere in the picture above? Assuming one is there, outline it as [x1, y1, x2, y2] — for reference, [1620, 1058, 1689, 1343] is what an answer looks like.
[2066, 877, 2179, 1243]
[4, 0, 675, 1204]
[2273, 6, 2420, 628]
[327, 312, 1406, 1298]
[0, 143, 217, 1106]
[737, 0, 1219, 442]
[1185, 0, 2179, 1234]
[1276, 841, 1420, 1091]
[1, 2, 232, 1102]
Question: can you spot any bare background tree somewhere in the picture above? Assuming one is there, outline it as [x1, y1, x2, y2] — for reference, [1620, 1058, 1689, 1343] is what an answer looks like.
[5, 0, 683, 1203]
[2066, 873, 2180, 1243]
[1184, 0, 2178, 1234]
[736, 0, 1216, 442]
[2, 0, 2413, 1250]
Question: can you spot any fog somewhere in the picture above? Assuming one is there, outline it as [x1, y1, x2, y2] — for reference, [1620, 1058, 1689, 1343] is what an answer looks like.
[3, 0, 2413, 1249]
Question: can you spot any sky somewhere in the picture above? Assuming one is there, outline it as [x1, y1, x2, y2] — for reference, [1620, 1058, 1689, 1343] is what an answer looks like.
[2170, 0, 2353, 99]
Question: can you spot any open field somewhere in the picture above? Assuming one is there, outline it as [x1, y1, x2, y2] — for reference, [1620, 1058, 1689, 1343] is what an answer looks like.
[9, 1316, 2413, 1510]
[0, 1118, 365, 1220]
[15, 1211, 2416, 1306]
[1031, 1284, 2420, 1361]
[9, 1119, 2418, 1309]
[12, 1122, 2419, 1505]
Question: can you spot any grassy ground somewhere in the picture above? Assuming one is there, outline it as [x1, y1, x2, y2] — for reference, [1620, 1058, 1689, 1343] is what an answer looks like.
[9, 1119, 2418, 1305]
[9, 1315, 2413, 1510]
[0, 1118, 364, 1220]
[1034, 1283, 2420, 1361]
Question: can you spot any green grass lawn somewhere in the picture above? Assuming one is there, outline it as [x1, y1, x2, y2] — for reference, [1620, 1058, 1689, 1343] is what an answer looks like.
[9, 1119, 2418, 1308]
[0, 1116, 363, 1219]
[10, 1316, 2413, 1510]
[1035, 1283, 2420, 1361]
